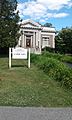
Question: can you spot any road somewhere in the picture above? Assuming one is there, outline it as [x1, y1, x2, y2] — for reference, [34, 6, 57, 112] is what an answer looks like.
[0, 107, 72, 120]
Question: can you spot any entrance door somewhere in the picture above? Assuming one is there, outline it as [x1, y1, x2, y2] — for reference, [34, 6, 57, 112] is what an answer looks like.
[26, 36, 31, 48]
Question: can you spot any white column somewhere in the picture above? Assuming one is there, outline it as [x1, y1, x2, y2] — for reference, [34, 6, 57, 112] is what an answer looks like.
[38, 31, 41, 53]
[25, 36, 26, 48]
[9, 48, 11, 69]
[18, 37, 21, 46]
[22, 32, 24, 47]
[28, 48, 30, 68]
[23, 32, 25, 47]
[36, 32, 38, 47]
[24, 35, 25, 48]
[33, 32, 35, 48]
[31, 36, 33, 48]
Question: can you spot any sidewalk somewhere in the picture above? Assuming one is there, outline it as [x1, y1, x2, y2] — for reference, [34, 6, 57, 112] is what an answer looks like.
[0, 107, 72, 120]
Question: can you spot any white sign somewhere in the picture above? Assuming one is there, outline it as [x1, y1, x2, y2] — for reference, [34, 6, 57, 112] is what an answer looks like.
[12, 47, 27, 59]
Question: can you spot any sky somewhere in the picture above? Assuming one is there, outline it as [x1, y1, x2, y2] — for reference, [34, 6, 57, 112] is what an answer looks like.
[17, 0, 72, 30]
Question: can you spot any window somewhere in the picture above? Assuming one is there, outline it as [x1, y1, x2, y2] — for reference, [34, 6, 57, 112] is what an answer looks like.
[42, 37, 50, 46]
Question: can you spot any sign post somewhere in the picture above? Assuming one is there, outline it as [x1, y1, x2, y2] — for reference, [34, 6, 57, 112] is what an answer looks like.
[9, 48, 11, 69]
[28, 48, 30, 68]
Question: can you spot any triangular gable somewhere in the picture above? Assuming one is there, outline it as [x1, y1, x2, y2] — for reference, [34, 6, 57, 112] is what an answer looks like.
[21, 19, 41, 28]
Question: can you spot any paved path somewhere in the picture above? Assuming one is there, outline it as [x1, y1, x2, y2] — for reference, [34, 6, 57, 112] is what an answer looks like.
[64, 62, 72, 68]
[0, 107, 72, 120]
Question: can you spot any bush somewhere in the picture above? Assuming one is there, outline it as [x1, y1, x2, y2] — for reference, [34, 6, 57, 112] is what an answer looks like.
[42, 47, 55, 53]
[31, 53, 72, 89]
[42, 51, 72, 63]
[30, 53, 40, 64]
[42, 51, 63, 60]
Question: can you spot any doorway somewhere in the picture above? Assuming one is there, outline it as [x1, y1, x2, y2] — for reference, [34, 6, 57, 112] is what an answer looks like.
[26, 36, 31, 48]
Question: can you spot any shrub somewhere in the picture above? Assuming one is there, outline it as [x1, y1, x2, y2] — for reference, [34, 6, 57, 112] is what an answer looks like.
[30, 54, 39, 64]
[42, 51, 72, 63]
[31, 53, 72, 89]
[42, 47, 55, 53]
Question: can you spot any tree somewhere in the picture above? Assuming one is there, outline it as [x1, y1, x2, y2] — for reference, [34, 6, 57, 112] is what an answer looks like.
[44, 23, 53, 27]
[0, 0, 20, 51]
[55, 27, 72, 54]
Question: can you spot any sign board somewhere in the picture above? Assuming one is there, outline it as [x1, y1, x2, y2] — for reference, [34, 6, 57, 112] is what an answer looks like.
[9, 47, 30, 69]
[12, 47, 27, 59]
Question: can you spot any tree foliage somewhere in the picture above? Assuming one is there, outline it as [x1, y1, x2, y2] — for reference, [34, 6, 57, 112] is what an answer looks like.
[44, 23, 53, 27]
[0, 0, 20, 48]
[55, 27, 72, 54]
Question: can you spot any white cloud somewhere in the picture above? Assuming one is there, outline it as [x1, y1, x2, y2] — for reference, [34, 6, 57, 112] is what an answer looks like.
[39, 19, 47, 23]
[37, 0, 71, 10]
[17, 1, 47, 19]
[17, 0, 71, 22]
[53, 13, 69, 18]
[68, 2, 72, 7]
[39, 13, 69, 23]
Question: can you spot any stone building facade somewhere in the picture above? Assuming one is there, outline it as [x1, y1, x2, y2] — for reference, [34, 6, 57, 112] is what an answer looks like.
[18, 19, 56, 54]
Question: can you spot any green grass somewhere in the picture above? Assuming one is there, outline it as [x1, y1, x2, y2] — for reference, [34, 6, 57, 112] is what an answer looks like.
[0, 57, 72, 107]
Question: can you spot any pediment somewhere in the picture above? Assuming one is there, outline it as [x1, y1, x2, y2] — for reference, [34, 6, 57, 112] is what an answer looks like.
[22, 22, 38, 28]
[21, 20, 41, 28]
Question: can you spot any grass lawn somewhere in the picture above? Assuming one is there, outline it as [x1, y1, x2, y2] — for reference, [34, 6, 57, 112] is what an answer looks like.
[0, 57, 72, 107]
